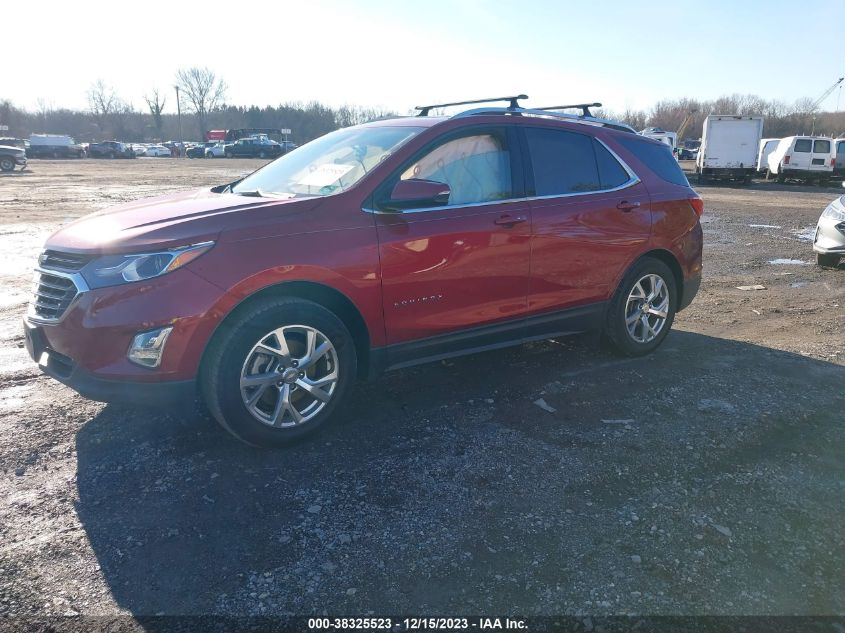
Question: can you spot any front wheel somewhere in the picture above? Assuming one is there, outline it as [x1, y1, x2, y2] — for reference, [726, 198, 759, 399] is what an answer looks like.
[817, 253, 841, 268]
[603, 257, 678, 357]
[201, 297, 357, 446]
[0, 157, 14, 172]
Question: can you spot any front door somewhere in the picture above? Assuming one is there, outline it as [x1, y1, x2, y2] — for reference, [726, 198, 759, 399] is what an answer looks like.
[521, 126, 652, 314]
[373, 126, 531, 348]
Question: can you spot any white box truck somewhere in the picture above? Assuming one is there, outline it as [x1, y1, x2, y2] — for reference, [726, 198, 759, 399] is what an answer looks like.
[695, 115, 764, 184]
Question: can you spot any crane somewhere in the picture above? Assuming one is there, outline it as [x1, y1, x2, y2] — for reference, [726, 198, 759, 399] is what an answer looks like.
[676, 108, 698, 142]
[810, 77, 844, 134]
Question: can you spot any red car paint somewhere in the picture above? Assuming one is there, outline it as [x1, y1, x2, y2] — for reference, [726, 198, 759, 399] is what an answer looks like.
[25, 114, 703, 400]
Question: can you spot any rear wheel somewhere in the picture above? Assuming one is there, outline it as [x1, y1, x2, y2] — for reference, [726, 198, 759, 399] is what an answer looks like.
[201, 297, 357, 446]
[0, 157, 14, 172]
[816, 253, 841, 268]
[603, 257, 677, 357]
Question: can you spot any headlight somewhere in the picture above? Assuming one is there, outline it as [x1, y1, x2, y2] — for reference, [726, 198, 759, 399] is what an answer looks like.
[81, 241, 214, 289]
[822, 199, 845, 221]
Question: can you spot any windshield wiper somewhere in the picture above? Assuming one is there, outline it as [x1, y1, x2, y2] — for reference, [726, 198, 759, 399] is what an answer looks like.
[236, 189, 266, 197]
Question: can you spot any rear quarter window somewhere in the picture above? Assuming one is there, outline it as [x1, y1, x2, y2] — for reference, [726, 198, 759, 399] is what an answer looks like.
[616, 137, 689, 187]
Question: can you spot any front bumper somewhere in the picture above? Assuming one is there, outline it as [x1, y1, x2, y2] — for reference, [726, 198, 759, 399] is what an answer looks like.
[812, 216, 845, 254]
[24, 319, 193, 405]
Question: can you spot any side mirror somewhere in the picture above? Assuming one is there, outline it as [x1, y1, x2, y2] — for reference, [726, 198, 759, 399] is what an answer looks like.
[382, 179, 450, 211]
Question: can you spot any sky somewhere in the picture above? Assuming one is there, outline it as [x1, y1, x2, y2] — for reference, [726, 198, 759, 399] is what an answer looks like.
[5, 0, 845, 116]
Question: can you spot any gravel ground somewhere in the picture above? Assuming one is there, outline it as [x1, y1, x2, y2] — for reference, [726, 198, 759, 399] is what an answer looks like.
[0, 159, 843, 619]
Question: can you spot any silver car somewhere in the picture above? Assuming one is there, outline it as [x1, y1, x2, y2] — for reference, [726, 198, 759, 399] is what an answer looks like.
[814, 192, 845, 267]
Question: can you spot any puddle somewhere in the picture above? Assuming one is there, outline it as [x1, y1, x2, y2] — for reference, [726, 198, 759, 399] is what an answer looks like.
[768, 259, 812, 265]
[792, 227, 816, 242]
[750, 224, 782, 229]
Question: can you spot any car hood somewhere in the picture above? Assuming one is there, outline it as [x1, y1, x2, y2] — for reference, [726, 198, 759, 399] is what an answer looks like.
[45, 188, 325, 254]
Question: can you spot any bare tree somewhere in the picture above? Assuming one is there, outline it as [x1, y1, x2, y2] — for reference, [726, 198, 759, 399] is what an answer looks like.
[144, 89, 167, 140]
[175, 67, 227, 138]
[88, 80, 119, 119]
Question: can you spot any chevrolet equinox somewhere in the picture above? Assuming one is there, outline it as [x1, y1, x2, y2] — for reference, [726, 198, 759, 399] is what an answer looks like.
[24, 96, 703, 446]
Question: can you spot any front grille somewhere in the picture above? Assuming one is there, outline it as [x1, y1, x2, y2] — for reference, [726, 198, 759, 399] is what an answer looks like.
[31, 271, 80, 321]
[39, 250, 93, 272]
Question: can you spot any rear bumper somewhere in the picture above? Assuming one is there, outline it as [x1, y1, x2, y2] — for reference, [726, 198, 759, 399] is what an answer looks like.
[678, 273, 701, 311]
[24, 319, 194, 406]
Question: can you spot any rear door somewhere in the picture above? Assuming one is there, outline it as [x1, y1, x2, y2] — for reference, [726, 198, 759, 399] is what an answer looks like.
[791, 138, 813, 170]
[836, 140, 845, 175]
[522, 126, 651, 314]
[810, 138, 832, 173]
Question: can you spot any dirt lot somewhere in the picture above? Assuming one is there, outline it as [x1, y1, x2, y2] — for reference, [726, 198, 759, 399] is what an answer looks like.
[0, 159, 843, 619]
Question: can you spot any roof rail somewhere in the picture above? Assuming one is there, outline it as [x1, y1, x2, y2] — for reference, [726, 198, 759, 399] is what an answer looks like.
[415, 94, 528, 117]
[536, 102, 602, 117]
[451, 106, 637, 134]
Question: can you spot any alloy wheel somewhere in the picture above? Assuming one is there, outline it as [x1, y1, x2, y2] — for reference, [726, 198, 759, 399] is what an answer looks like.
[240, 325, 339, 427]
[625, 274, 670, 344]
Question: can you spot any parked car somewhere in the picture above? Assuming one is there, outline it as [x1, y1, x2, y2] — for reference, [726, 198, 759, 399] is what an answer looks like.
[88, 141, 136, 159]
[831, 138, 845, 180]
[224, 135, 284, 159]
[767, 136, 834, 183]
[813, 192, 845, 268]
[0, 145, 27, 172]
[695, 115, 763, 183]
[279, 140, 298, 154]
[187, 142, 218, 158]
[27, 134, 85, 159]
[0, 137, 29, 150]
[145, 145, 171, 157]
[23, 97, 703, 446]
[756, 138, 780, 173]
[677, 147, 697, 160]
[131, 144, 148, 157]
[205, 142, 227, 158]
[640, 127, 677, 151]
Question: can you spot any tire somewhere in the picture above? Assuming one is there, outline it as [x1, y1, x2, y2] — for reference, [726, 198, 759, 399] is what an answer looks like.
[816, 253, 841, 268]
[0, 158, 14, 172]
[201, 297, 357, 446]
[776, 167, 785, 184]
[603, 257, 678, 357]
[259, 151, 267, 159]
[225, 151, 232, 158]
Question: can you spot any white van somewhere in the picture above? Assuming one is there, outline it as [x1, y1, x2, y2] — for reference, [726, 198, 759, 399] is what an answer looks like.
[756, 138, 780, 173]
[640, 127, 677, 150]
[766, 136, 834, 182]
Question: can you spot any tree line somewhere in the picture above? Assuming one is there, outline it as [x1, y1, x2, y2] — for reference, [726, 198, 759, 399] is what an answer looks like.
[594, 93, 845, 140]
[2, 68, 844, 144]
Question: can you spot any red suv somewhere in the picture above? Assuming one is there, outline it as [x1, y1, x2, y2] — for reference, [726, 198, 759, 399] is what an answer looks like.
[24, 96, 703, 446]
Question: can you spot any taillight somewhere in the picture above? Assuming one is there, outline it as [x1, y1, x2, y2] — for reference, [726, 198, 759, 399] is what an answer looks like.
[688, 197, 704, 217]
[832, 158, 836, 167]
[784, 155, 790, 164]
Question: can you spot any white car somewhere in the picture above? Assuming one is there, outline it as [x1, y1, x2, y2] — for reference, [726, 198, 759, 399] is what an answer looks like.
[145, 145, 171, 157]
[205, 142, 227, 158]
[131, 144, 147, 157]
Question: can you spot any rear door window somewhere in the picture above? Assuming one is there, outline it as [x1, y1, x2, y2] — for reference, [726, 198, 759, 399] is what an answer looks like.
[837, 141, 845, 157]
[814, 139, 831, 153]
[524, 128, 601, 195]
[617, 137, 689, 186]
[794, 139, 812, 152]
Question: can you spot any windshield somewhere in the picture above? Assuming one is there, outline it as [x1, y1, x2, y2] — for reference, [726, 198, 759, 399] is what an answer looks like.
[232, 125, 424, 198]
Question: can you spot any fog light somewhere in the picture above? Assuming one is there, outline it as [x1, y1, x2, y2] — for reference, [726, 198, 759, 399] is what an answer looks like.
[128, 326, 173, 368]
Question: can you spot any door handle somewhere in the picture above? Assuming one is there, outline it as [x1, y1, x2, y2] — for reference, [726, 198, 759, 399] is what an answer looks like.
[617, 200, 641, 212]
[494, 214, 528, 227]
